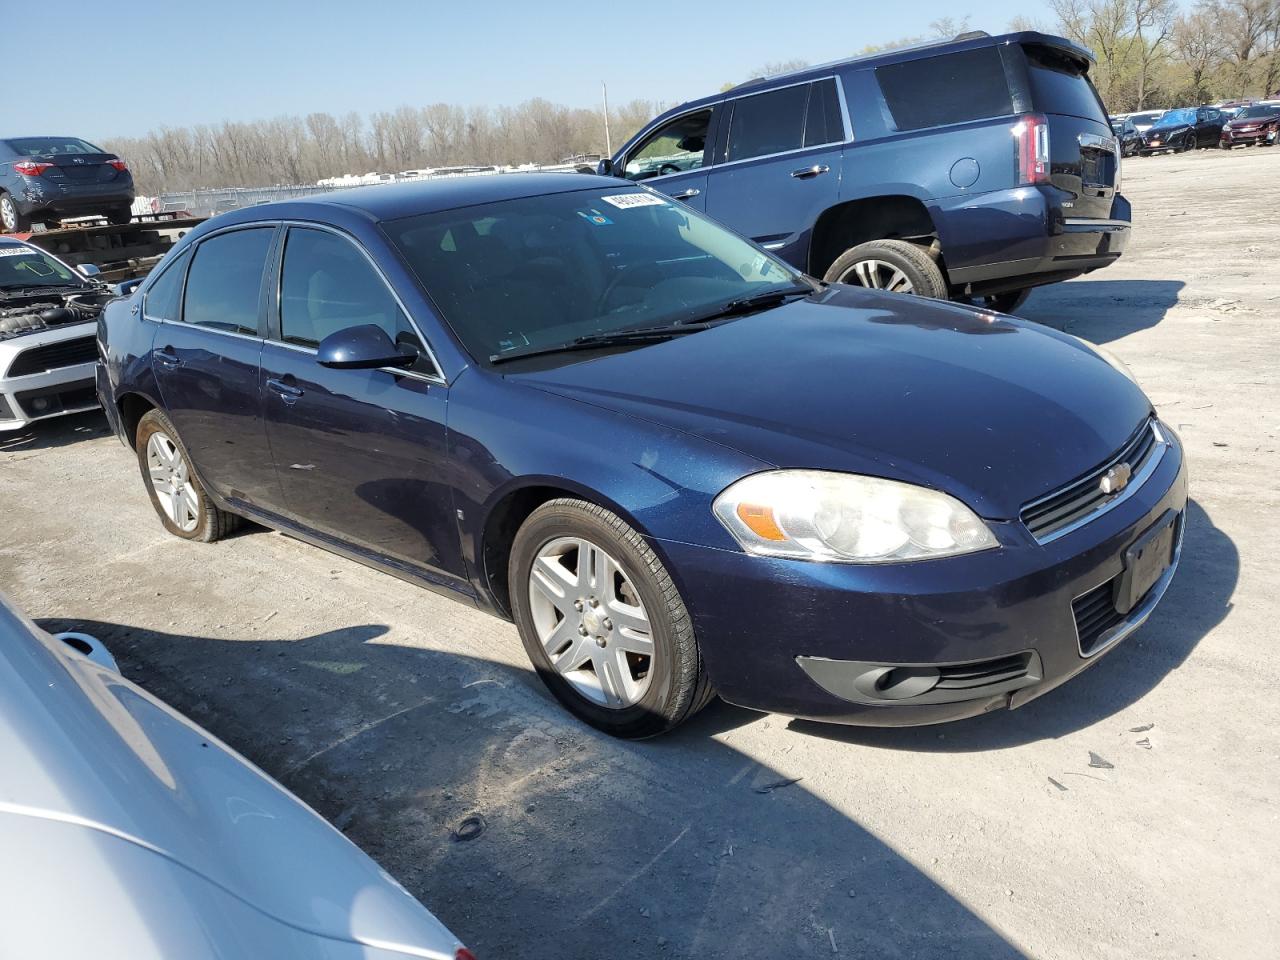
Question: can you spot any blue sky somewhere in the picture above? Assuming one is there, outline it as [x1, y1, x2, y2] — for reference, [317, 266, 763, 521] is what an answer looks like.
[35, 0, 1046, 139]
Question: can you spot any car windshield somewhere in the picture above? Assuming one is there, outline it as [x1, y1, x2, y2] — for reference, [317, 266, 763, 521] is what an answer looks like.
[1157, 108, 1195, 126]
[1234, 105, 1275, 119]
[383, 186, 806, 363]
[0, 244, 82, 290]
[4, 136, 104, 156]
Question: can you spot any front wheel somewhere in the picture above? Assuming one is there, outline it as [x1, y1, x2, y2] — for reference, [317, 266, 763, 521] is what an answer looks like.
[510, 499, 714, 738]
[0, 193, 30, 232]
[1181, 133, 1197, 152]
[822, 239, 949, 299]
[106, 207, 132, 226]
[135, 409, 239, 542]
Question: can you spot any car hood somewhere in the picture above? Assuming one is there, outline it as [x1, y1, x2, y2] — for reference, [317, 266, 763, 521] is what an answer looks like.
[0, 599, 459, 960]
[511, 287, 1152, 519]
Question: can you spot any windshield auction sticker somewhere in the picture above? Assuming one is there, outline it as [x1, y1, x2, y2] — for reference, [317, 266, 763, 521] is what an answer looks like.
[0, 248, 39, 258]
[600, 193, 669, 210]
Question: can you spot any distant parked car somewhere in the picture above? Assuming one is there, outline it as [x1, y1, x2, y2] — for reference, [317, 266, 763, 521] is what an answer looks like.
[600, 30, 1129, 315]
[1140, 107, 1225, 154]
[99, 175, 1185, 738]
[0, 592, 474, 960]
[1115, 117, 1144, 157]
[0, 236, 111, 431]
[1219, 103, 1280, 148]
[0, 136, 135, 232]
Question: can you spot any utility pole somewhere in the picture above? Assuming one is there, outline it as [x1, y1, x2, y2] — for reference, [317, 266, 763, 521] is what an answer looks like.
[602, 81, 612, 156]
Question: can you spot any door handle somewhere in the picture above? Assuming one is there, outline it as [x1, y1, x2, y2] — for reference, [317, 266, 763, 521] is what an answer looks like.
[790, 164, 830, 179]
[154, 347, 181, 368]
[266, 378, 304, 404]
[669, 188, 700, 200]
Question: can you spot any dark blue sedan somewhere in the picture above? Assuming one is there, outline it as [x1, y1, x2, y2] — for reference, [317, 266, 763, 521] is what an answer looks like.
[97, 174, 1186, 738]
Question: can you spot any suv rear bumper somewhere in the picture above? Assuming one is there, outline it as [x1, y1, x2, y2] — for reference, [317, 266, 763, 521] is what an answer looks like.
[934, 187, 1130, 295]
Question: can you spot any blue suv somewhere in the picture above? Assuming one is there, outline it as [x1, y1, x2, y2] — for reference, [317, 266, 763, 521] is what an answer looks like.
[603, 31, 1130, 314]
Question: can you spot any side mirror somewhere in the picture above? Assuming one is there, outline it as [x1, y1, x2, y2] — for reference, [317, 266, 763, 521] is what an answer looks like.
[596, 158, 614, 177]
[316, 324, 416, 370]
[77, 263, 102, 278]
[116, 277, 144, 297]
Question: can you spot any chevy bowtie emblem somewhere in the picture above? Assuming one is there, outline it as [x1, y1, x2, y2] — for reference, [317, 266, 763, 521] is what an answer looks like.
[1099, 463, 1132, 495]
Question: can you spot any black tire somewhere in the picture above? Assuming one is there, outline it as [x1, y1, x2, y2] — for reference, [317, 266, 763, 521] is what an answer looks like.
[0, 192, 30, 232]
[822, 239, 949, 300]
[1181, 133, 1196, 153]
[135, 408, 239, 543]
[973, 287, 1032, 315]
[106, 207, 132, 226]
[509, 498, 714, 738]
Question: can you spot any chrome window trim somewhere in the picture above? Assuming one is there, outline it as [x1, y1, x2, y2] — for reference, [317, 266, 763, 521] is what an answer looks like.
[1024, 420, 1168, 546]
[274, 220, 446, 384]
[1071, 512, 1184, 659]
[153, 315, 264, 345]
[264, 336, 446, 386]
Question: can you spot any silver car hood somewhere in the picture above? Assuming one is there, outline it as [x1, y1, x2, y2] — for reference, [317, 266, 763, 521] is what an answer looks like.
[0, 598, 460, 960]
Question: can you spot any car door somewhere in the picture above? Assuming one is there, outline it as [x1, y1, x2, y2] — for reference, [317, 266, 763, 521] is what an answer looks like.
[258, 224, 467, 591]
[618, 107, 716, 211]
[149, 225, 282, 510]
[703, 78, 846, 269]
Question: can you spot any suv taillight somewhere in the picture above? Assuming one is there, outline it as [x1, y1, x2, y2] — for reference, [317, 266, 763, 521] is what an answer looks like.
[14, 160, 52, 176]
[1013, 114, 1051, 185]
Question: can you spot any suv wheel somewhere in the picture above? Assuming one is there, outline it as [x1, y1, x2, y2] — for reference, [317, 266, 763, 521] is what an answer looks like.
[1181, 132, 1197, 152]
[823, 239, 948, 299]
[0, 193, 30, 233]
[135, 409, 239, 542]
[973, 288, 1032, 315]
[509, 498, 715, 738]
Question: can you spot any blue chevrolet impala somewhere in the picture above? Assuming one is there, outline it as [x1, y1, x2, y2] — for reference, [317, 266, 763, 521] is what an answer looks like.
[97, 174, 1186, 738]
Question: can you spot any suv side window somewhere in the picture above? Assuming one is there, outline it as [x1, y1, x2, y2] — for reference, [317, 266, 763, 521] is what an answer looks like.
[142, 248, 190, 322]
[875, 48, 1014, 132]
[182, 228, 273, 335]
[623, 110, 711, 181]
[278, 227, 433, 372]
[726, 84, 808, 161]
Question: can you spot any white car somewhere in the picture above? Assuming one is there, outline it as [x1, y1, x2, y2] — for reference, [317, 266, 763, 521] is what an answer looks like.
[0, 237, 108, 431]
[0, 593, 475, 960]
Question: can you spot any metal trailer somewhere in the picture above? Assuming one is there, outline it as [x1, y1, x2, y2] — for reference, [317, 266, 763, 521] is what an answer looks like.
[6, 213, 205, 284]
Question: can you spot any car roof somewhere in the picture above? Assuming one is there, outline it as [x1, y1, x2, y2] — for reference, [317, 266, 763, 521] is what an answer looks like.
[651, 31, 1093, 118]
[212, 172, 614, 224]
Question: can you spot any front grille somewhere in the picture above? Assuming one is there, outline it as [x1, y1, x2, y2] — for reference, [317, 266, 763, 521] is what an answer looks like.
[13, 380, 98, 419]
[1021, 420, 1162, 542]
[1072, 581, 1125, 655]
[6, 337, 98, 378]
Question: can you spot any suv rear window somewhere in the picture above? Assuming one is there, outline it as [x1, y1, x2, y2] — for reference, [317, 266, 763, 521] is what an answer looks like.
[1022, 45, 1108, 125]
[876, 48, 1013, 131]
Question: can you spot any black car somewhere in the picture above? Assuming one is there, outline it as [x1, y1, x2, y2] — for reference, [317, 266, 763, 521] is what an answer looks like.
[1140, 107, 1225, 154]
[1114, 117, 1144, 157]
[0, 136, 135, 232]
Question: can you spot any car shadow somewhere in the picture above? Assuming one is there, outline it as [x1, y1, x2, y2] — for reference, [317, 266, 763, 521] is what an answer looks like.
[0, 408, 109, 452]
[1020, 279, 1185, 343]
[787, 498, 1233, 752]
[39, 616, 1027, 960]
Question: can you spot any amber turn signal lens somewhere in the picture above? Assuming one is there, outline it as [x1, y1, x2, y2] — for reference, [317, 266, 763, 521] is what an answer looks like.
[736, 503, 787, 541]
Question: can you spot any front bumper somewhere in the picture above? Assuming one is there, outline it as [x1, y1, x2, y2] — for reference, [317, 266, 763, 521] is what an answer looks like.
[656, 428, 1187, 726]
[1221, 128, 1277, 146]
[0, 325, 101, 431]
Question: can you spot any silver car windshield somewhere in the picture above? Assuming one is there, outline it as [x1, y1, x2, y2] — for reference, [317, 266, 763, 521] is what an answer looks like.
[0, 245, 83, 290]
[382, 187, 805, 362]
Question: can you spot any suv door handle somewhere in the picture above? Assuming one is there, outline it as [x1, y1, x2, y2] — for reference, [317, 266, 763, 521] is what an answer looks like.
[266, 378, 304, 403]
[669, 188, 700, 200]
[155, 347, 181, 368]
[790, 164, 830, 179]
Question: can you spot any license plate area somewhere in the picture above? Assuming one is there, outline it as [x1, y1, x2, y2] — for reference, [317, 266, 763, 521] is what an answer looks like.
[1113, 510, 1178, 614]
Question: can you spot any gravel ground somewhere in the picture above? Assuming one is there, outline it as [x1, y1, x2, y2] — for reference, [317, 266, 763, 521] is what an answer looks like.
[3, 146, 1277, 960]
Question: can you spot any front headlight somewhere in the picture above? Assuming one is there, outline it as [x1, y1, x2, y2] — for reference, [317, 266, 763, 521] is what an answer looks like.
[712, 470, 997, 563]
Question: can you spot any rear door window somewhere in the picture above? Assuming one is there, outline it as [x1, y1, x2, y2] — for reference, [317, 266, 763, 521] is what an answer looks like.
[804, 78, 845, 146]
[725, 84, 809, 161]
[876, 48, 1014, 131]
[182, 228, 273, 335]
[1022, 44, 1108, 125]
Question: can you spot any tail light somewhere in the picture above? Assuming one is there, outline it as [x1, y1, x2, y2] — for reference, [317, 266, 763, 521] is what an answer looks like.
[14, 160, 52, 176]
[108, 159, 129, 172]
[456, 949, 479, 960]
[1012, 113, 1051, 185]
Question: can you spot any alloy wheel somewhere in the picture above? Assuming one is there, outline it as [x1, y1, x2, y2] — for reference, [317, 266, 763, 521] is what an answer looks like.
[528, 536, 654, 708]
[146, 432, 200, 533]
[0, 197, 16, 232]
[840, 258, 914, 293]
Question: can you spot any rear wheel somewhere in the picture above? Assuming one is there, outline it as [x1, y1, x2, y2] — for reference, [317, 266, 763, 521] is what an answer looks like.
[0, 193, 30, 232]
[510, 498, 714, 738]
[106, 207, 132, 226]
[822, 239, 948, 300]
[135, 409, 239, 542]
[972, 288, 1032, 315]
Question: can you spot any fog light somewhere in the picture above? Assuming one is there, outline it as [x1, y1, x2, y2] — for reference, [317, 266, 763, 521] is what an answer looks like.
[872, 666, 941, 700]
[31, 397, 49, 411]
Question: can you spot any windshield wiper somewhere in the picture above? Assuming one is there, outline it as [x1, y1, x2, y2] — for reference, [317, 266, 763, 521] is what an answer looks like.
[677, 283, 815, 326]
[489, 323, 710, 365]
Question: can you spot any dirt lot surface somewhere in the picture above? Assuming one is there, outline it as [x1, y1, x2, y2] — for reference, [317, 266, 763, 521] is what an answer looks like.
[3, 147, 1277, 959]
